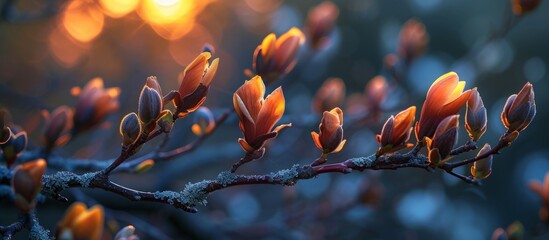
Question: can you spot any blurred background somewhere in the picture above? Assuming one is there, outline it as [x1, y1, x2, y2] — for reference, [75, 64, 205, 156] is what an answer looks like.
[1, 0, 548, 239]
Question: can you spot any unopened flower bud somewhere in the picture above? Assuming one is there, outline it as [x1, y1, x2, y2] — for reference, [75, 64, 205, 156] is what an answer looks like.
[1, 129, 28, 168]
[311, 107, 346, 154]
[425, 115, 459, 165]
[120, 112, 142, 146]
[398, 19, 429, 63]
[42, 106, 73, 151]
[376, 106, 416, 155]
[191, 107, 215, 136]
[312, 78, 345, 113]
[146, 76, 163, 99]
[11, 159, 46, 212]
[115, 225, 139, 240]
[138, 86, 162, 126]
[465, 88, 487, 141]
[512, 0, 541, 16]
[501, 82, 536, 133]
[471, 144, 493, 180]
[72, 78, 120, 133]
[305, 1, 339, 50]
[56, 202, 104, 240]
[365, 76, 388, 108]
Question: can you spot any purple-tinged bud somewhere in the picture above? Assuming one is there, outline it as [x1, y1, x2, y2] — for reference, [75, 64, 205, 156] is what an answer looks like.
[146, 76, 163, 99]
[138, 86, 162, 126]
[425, 115, 459, 165]
[305, 1, 339, 50]
[471, 144, 493, 180]
[501, 82, 536, 133]
[465, 88, 487, 141]
[397, 19, 429, 63]
[366, 76, 388, 108]
[120, 112, 142, 146]
[42, 106, 73, 150]
[72, 78, 120, 133]
[312, 78, 345, 113]
[192, 107, 215, 136]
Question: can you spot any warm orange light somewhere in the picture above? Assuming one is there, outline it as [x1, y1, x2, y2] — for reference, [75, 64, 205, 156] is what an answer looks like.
[139, 0, 192, 25]
[62, 1, 105, 43]
[169, 24, 215, 65]
[49, 27, 89, 67]
[99, 0, 139, 18]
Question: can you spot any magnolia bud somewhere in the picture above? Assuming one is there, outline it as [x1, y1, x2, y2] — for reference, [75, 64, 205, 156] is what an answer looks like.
[56, 202, 104, 240]
[465, 88, 487, 141]
[376, 106, 415, 155]
[311, 107, 346, 154]
[138, 86, 163, 126]
[120, 112, 142, 146]
[191, 107, 215, 136]
[471, 144, 493, 180]
[312, 78, 345, 113]
[501, 82, 536, 133]
[146, 76, 163, 99]
[425, 115, 459, 165]
[11, 159, 46, 212]
[42, 105, 74, 150]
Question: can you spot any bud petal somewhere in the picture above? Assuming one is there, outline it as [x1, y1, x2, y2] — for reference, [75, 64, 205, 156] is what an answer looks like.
[512, 0, 541, 15]
[471, 144, 493, 180]
[134, 159, 154, 173]
[11, 159, 46, 212]
[115, 225, 139, 240]
[312, 78, 345, 113]
[465, 88, 487, 141]
[43, 106, 74, 150]
[120, 112, 142, 146]
[138, 86, 163, 125]
[146, 76, 163, 98]
[1, 130, 28, 168]
[501, 82, 536, 132]
[426, 115, 459, 163]
[312, 107, 345, 154]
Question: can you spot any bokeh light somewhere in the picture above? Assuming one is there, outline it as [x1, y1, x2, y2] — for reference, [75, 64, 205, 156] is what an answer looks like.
[61, 1, 105, 43]
[98, 0, 139, 18]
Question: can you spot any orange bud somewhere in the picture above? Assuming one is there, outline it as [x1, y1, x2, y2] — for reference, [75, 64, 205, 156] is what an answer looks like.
[174, 52, 219, 117]
[42, 105, 74, 150]
[233, 76, 291, 153]
[416, 72, 471, 141]
[252, 27, 305, 85]
[501, 82, 536, 133]
[1, 129, 28, 168]
[73, 78, 120, 133]
[312, 78, 345, 113]
[57, 202, 104, 240]
[397, 19, 429, 63]
[138, 85, 162, 125]
[470, 144, 493, 180]
[305, 1, 339, 50]
[376, 106, 416, 155]
[512, 0, 541, 15]
[11, 159, 46, 212]
[465, 88, 487, 141]
[311, 107, 346, 154]
[425, 115, 459, 165]
[119, 112, 142, 146]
